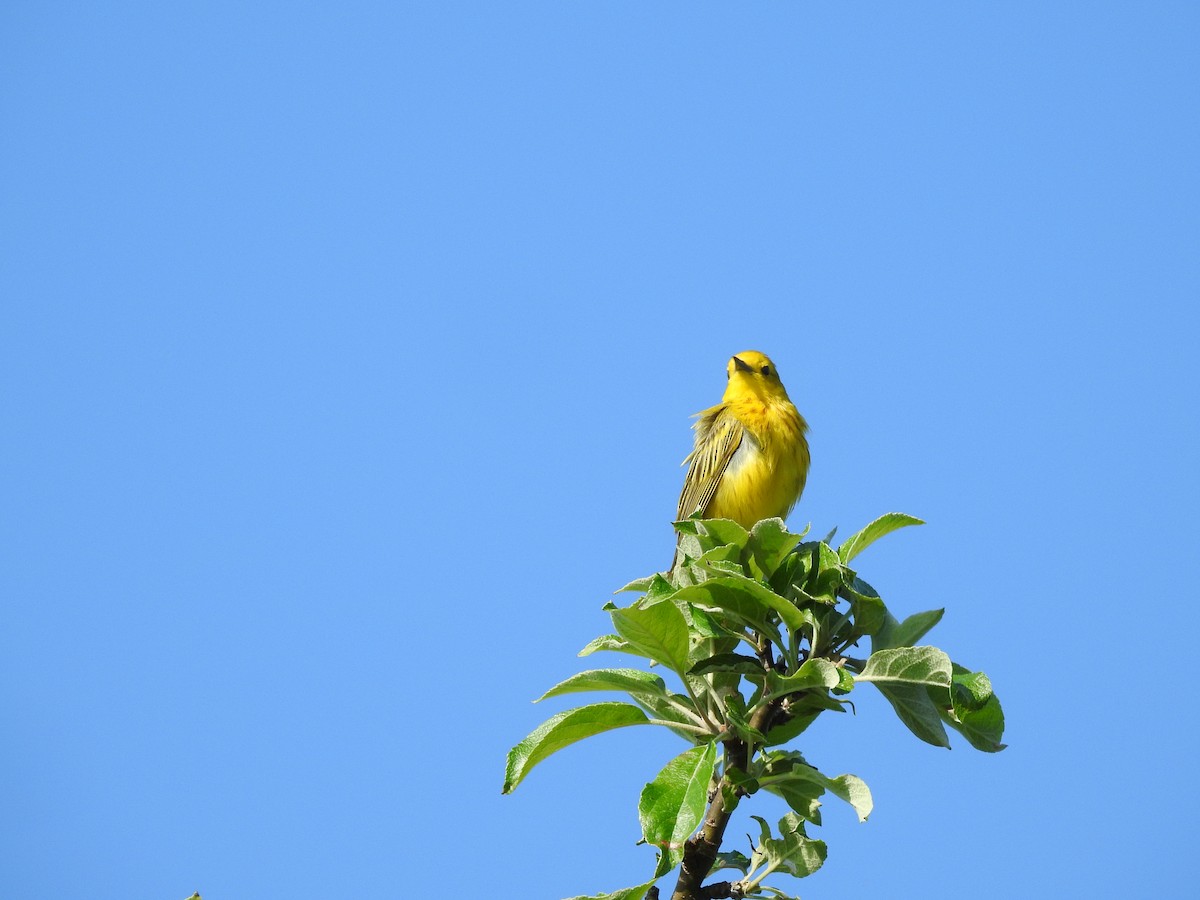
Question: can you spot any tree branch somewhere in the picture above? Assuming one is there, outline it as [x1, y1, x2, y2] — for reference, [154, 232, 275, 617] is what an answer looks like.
[670, 699, 777, 900]
[668, 737, 743, 900]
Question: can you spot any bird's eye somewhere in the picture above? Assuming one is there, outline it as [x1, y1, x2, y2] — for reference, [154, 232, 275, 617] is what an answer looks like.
[761, 365, 771, 376]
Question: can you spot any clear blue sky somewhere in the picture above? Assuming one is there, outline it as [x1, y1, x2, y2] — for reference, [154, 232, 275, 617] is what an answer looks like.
[2, 3, 1197, 898]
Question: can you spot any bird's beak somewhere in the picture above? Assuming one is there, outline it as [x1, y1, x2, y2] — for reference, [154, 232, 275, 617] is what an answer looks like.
[732, 355, 753, 373]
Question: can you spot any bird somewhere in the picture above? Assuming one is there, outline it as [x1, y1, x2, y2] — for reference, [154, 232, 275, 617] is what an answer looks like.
[673, 351, 810, 568]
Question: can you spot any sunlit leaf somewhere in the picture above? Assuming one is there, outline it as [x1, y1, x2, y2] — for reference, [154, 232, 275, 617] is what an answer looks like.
[766, 658, 840, 696]
[578, 635, 632, 658]
[696, 517, 751, 550]
[711, 850, 753, 874]
[676, 574, 813, 636]
[503, 703, 650, 793]
[696, 543, 746, 578]
[537, 668, 668, 703]
[614, 575, 657, 594]
[563, 883, 657, 900]
[640, 742, 718, 875]
[808, 542, 843, 601]
[856, 646, 952, 688]
[747, 518, 805, 580]
[631, 692, 708, 745]
[837, 512, 924, 564]
[761, 752, 873, 823]
[753, 812, 827, 880]
[874, 608, 945, 651]
[611, 602, 691, 676]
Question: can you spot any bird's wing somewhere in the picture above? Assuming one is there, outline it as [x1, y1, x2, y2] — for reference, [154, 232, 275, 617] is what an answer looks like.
[676, 405, 745, 521]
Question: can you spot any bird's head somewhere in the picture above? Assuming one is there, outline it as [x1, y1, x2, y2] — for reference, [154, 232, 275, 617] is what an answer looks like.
[724, 350, 790, 400]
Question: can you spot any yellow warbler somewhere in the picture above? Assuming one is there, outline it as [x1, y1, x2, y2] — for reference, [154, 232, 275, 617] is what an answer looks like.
[674, 351, 810, 563]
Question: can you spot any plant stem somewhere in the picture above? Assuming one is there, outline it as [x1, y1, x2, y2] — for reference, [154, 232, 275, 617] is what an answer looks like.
[646, 718, 715, 736]
[668, 738, 744, 900]
[670, 698, 777, 900]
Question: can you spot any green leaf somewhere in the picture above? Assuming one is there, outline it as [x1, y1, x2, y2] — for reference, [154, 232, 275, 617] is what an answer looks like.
[688, 653, 766, 677]
[747, 518, 804, 580]
[761, 752, 873, 823]
[631, 692, 708, 745]
[805, 694, 853, 721]
[611, 602, 691, 676]
[614, 575, 657, 594]
[765, 773, 824, 824]
[678, 591, 779, 648]
[639, 573, 678, 605]
[695, 543, 746, 577]
[873, 682, 951, 748]
[856, 646, 952, 688]
[673, 520, 704, 573]
[950, 667, 992, 711]
[766, 658, 841, 696]
[689, 605, 743, 642]
[696, 517, 751, 550]
[758, 753, 824, 823]
[717, 777, 743, 817]
[563, 883, 657, 900]
[754, 812, 827, 880]
[840, 576, 887, 636]
[723, 763, 760, 797]
[640, 742, 718, 876]
[942, 667, 1007, 752]
[502, 703, 650, 793]
[763, 707, 822, 746]
[837, 512, 924, 563]
[873, 608, 945, 651]
[764, 682, 852, 745]
[536, 668, 667, 703]
[808, 542, 843, 601]
[824, 773, 873, 822]
[578, 635, 631, 657]
[723, 691, 768, 745]
[712, 850, 753, 874]
[770, 548, 813, 598]
[676, 574, 813, 637]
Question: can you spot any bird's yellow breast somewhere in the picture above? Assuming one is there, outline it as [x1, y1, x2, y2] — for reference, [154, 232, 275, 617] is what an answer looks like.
[707, 398, 809, 527]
